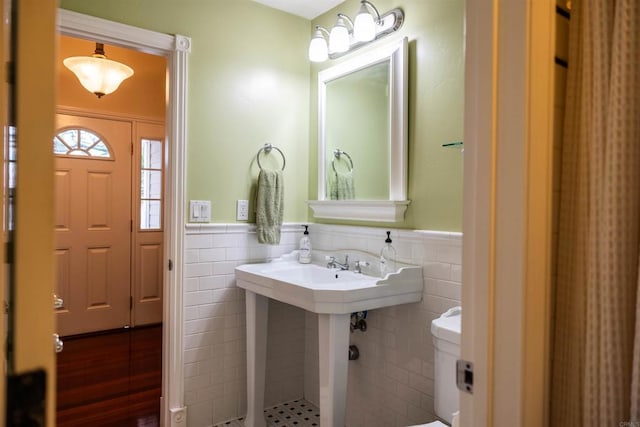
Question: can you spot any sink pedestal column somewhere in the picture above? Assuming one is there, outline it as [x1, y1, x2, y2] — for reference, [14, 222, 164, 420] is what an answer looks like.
[318, 313, 350, 427]
[245, 291, 268, 427]
[243, 290, 351, 427]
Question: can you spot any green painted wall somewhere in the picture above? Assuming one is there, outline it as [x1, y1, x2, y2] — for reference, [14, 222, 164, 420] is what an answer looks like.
[59, 0, 311, 223]
[60, 0, 464, 231]
[310, 0, 464, 231]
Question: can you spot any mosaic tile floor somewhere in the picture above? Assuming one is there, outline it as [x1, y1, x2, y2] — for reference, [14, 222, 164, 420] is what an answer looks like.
[215, 399, 320, 427]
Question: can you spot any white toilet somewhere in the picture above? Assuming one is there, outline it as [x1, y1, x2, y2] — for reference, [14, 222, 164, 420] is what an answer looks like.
[409, 306, 461, 427]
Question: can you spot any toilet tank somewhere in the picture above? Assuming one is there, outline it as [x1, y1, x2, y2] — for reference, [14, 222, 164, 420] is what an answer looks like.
[431, 306, 461, 424]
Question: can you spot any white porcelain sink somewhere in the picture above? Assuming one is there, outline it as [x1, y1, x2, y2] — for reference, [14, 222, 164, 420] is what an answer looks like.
[241, 261, 370, 285]
[236, 251, 423, 427]
[235, 252, 423, 314]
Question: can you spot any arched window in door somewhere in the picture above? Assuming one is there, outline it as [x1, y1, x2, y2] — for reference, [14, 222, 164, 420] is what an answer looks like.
[53, 128, 113, 159]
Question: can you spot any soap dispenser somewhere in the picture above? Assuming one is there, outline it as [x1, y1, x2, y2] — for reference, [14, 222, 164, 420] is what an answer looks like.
[379, 231, 397, 277]
[299, 225, 312, 264]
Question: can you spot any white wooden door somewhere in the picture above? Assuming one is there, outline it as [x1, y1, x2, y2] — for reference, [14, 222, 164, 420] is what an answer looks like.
[54, 113, 132, 336]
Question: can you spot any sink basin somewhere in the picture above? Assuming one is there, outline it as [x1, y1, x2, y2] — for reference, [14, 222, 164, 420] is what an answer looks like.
[243, 262, 370, 285]
[235, 252, 423, 314]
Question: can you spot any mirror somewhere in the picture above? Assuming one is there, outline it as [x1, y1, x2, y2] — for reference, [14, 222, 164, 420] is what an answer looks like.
[308, 37, 409, 222]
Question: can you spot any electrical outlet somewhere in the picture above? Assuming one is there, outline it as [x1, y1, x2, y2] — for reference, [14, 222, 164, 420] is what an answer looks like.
[237, 200, 249, 221]
[190, 200, 211, 223]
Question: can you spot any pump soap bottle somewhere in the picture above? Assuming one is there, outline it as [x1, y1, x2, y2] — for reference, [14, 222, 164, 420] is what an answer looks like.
[379, 231, 397, 277]
[299, 225, 312, 264]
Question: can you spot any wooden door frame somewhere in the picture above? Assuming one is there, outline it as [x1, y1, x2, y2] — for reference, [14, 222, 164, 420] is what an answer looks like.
[461, 0, 555, 425]
[58, 10, 191, 426]
[12, 0, 58, 424]
[0, 0, 9, 419]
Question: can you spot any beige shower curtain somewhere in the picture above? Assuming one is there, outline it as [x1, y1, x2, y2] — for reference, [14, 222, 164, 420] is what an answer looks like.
[551, 0, 640, 425]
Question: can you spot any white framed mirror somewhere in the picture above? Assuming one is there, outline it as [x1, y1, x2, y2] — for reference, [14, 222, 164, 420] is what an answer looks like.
[308, 37, 409, 222]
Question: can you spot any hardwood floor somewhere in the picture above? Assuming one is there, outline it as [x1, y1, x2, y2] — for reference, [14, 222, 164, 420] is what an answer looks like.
[56, 325, 162, 427]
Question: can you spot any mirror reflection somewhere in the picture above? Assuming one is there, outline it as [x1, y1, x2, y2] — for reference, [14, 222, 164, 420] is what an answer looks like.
[324, 60, 390, 200]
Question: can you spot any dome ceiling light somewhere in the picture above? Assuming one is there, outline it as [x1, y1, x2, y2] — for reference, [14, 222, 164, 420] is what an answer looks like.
[63, 42, 134, 98]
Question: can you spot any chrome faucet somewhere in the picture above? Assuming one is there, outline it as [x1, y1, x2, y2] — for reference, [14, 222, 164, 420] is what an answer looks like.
[354, 260, 370, 274]
[326, 255, 349, 270]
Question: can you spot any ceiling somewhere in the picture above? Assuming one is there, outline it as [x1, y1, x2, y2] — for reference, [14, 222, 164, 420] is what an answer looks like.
[250, 0, 346, 19]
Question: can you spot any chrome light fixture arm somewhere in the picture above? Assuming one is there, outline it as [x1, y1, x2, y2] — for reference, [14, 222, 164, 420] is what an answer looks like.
[329, 8, 403, 60]
[308, 1, 404, 63]
[361, 0, 382, 24]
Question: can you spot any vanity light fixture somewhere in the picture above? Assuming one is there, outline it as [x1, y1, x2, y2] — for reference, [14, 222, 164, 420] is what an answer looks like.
[329, 14, 351, 53]
[308, 0, 404, 63]
[353, 1, 379, 42]
[309, 27, 330, 62]
[63, 42, 134, 98]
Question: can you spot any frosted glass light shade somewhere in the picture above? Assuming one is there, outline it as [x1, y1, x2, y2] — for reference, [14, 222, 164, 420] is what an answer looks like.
[353, 4, 376, 42]
[308, 30, 329, 62]
[63, 55, 134, 98]
[329, 18, 350, 53]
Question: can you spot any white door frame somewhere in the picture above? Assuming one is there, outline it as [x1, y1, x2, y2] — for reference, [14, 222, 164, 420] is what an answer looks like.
[58, 9, 190, 426]
[461, 1, 554, 426]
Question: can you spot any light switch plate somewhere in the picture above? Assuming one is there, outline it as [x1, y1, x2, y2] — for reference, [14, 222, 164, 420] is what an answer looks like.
[190, 200, 211, 223]
[237, 200, 249, 221]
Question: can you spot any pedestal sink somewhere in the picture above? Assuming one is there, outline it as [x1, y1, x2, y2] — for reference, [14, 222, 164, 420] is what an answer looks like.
[235, 251, 423, 427]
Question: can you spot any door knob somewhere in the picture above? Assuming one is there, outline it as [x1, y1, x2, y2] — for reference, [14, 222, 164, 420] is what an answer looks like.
[53, 333, 63, 353]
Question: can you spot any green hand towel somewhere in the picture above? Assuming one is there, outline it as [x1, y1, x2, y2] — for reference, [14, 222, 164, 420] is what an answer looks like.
[256, 169, 284, 245]
[329, 170, 355, 200]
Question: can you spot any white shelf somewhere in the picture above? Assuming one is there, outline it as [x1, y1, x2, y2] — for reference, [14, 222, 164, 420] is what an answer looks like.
[307, 200, 410, 222]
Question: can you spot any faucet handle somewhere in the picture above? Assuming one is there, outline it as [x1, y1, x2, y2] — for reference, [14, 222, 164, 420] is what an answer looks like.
[325, 255, 336, 268]
[354, 260, 370, 274]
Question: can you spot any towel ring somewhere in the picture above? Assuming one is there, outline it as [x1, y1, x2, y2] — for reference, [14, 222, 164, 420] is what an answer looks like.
[256, 143, 286, 171]
[331, 149, 353, 173]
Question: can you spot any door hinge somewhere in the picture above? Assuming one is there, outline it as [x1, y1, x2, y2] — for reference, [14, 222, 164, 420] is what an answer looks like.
[131, 142, 134, 155]
[168, 259, 173, 271]
[131, 219, 133, 232]
[456, 359, 474, 394]
[130, 296, 133, 310]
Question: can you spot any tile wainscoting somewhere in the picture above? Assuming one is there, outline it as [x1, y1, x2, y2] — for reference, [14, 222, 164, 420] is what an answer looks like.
[184, 223, 462, 427]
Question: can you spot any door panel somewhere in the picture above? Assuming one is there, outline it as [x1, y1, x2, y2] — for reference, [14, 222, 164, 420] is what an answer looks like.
[54, 113, 132, 336]
[87, 171, 112, 227]
[133, 122, 164, 326]
[140, 243, 162, 301]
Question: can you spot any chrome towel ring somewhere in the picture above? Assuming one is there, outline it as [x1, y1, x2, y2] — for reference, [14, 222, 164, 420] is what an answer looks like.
[331, 149, 353, 173]
[256, 143, 286, 171]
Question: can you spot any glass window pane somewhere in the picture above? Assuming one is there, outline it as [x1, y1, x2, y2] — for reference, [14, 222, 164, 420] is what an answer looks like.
[9, 126, 16, 161]
[58, 129, 79, 149]
[141, 170, 162, 199]
[140, 200, 162, 230]
[88, 142, 110, 158]
[142, 139, 162, 169]
[9, 126, 16, 189]
[53, 137, 68, 155]
[53, 128, 112, 158]
[79, 130, 100, 150]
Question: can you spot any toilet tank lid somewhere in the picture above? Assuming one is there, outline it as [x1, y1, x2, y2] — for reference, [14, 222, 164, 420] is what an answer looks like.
[431, 306, 461, 344]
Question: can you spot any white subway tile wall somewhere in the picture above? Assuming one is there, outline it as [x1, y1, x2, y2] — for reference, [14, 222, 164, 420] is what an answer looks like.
[183, 223, 462, 427]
